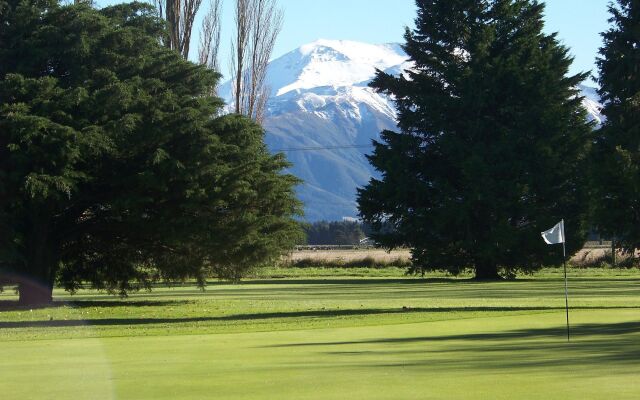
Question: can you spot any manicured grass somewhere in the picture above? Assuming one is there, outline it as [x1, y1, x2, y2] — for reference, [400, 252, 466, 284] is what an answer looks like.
[0, 268, 638, 399]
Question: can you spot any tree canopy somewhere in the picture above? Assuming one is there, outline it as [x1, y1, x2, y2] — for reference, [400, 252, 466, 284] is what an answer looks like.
[358, 0, 593, 279]
[591, 0, 640, 252]
[0, 0, 301, 304]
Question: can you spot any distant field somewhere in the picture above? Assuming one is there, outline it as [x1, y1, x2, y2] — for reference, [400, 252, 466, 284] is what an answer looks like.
[285, 247, 634, 268]
[285, 248, 412, 263]
[0, 268, 639, 399]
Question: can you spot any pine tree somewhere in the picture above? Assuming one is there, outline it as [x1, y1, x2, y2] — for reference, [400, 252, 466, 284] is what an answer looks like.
[358, 0, 592, 279]
[591, 0, 640, 252]
[0, 1, 302, 304]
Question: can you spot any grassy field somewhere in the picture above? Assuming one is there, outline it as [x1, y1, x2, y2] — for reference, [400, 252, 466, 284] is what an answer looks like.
[285, 247, 632, 267]
[285, 248, 412, 263]
[0, 267, 638, 399]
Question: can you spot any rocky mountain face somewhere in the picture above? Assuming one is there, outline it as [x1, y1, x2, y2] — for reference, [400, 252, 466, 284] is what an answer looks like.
[220, 39, 603, 221]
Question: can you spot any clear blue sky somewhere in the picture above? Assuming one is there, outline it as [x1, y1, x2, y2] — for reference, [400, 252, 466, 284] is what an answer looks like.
[97, 0, 612, 85]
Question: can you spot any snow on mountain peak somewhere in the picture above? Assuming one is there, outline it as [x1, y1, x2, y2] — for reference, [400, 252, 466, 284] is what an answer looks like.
[268, 39, 407, 97]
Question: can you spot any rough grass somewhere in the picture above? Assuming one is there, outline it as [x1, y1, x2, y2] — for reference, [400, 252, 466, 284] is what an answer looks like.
[284, 248, 411, 263]
[284, 248, 640, 269]
[571, 248, 640, 268]
[0, 267, 639, 399]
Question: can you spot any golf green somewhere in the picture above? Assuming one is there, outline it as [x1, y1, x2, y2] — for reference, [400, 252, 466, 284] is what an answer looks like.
[0, 271, 638, 399]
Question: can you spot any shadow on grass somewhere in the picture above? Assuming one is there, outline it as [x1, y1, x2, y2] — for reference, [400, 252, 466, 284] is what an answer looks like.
[315, 323, 640, 370]
[235, 277, 640, 285]
[0, 305, 637, 329]
[0, 299, 192, 312]
[241, 278, 460, 285]
[266, 320, 640, 349]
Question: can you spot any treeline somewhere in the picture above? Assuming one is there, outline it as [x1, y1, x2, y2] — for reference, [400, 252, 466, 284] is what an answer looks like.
[301, 221, 396, 245]
[302, 221, 366, 245]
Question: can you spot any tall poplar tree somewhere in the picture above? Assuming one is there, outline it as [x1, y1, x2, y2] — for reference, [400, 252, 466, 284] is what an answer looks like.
[591, 0, 640, 252]
[358, 0, 592, 279]
[0, 1, 301, 305]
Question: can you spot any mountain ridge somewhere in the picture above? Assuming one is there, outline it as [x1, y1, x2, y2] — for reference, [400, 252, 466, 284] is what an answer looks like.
[220, 39, 603, 221]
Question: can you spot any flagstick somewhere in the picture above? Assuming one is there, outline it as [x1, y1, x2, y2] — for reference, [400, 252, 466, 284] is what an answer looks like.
[541, 219, 571, 343]
[562, 220, 570, 343]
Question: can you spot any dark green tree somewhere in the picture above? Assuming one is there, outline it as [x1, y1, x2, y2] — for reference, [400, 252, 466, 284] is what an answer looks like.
[0, 1, 302, 305]
[358, 0, 593, 279]
[591, 0, 640, 252]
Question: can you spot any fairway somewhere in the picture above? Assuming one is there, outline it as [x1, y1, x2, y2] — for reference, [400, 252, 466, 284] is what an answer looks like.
[1, 270, 639, 399]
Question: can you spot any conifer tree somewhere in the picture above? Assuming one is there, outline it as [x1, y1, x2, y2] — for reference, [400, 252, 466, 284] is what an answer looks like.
[591, 0, 640, 252]
[0, 1, 302, 304]
[358, 0, 592, 279]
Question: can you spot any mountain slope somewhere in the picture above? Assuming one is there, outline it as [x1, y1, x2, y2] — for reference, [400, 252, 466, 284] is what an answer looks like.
[220, 39, 603, 221]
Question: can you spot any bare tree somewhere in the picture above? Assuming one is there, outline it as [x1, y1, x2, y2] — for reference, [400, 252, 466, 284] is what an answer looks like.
[198, 0, 223, 72]
[230, 0, 252, 115]
[230, 0, 283, 121]
[153, 0, 204, 59]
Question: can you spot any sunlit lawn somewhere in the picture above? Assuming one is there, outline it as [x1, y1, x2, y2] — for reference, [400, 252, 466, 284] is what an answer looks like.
[0, 267, 638, 399]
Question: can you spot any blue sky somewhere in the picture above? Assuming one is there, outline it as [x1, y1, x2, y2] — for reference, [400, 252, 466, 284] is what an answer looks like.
[97, 0, 612, 85]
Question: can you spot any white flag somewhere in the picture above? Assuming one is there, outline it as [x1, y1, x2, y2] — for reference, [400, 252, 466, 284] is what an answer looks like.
[541, 220, 565, 245]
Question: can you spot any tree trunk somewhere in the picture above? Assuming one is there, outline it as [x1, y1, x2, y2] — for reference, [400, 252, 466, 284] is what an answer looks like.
[18, 279, 53, 306]
[18, 218, 57, 306]
[474, 260, 501, 280]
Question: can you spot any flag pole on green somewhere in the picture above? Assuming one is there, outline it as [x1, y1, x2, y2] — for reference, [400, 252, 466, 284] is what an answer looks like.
[541, 219, 570, 342]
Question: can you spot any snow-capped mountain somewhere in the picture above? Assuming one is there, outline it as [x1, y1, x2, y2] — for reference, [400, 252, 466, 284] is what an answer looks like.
[220, 39, 603, 221]
[579, 85, 604, 126]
